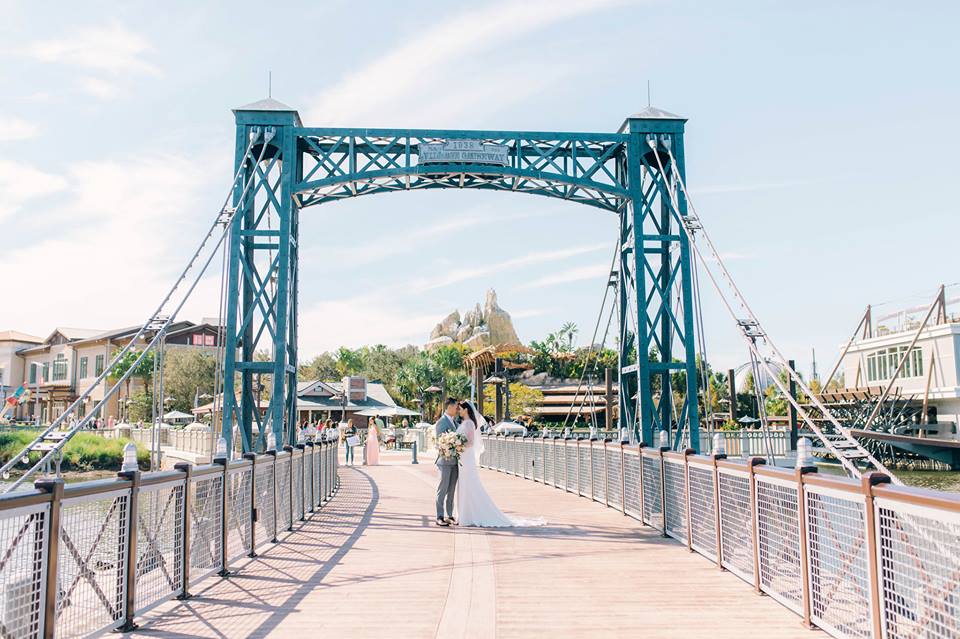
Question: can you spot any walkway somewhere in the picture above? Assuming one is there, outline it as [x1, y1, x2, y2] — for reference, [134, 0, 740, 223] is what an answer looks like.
[131, 452, 813, 638]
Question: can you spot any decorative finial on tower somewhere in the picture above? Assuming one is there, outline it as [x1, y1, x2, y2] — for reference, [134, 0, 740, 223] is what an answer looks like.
[647, 80, 651, 107]
[268, 70, 272, 98]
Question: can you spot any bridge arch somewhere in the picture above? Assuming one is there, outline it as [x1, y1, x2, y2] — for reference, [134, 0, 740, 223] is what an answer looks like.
[222, 98, 701, 454]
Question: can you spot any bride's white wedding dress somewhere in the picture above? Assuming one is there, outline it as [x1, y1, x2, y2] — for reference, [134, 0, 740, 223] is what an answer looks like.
[455, 419, 545, 528]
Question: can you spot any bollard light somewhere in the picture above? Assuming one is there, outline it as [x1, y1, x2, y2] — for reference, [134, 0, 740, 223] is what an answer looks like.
[121, 442, 139, 473]
[214, 436, 228, 460]
[658, 429, 670, 449]
[796, 436, 815, 469]
[712, 433, 726, 456]
[620, 427, 629, 443]
[267, 431, 276, 452]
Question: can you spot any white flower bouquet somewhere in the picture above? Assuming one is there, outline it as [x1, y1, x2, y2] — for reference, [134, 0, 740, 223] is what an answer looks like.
[438, 431, 468, 463]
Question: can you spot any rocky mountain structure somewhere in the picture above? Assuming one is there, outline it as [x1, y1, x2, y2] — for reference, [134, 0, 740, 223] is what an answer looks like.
[426, 289, 521, 350]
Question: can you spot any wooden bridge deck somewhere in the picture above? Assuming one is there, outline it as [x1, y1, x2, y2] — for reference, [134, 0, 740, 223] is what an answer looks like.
[130, 452, 815, 638]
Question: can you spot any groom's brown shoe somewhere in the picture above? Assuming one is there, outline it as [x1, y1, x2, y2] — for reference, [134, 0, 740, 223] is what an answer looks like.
[436, 518, 449, 526]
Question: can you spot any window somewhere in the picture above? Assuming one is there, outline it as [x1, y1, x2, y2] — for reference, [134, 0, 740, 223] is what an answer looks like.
[42, 362, 49, 382]
[192, 334, 204, 346]
[204, 334, 215, 346]
[95, 354, 105, 376]
[52, 354, 68, 382]
[866, 346, 923, 382]
[79, 357, 88, 379]
[29, 364, 37, 384]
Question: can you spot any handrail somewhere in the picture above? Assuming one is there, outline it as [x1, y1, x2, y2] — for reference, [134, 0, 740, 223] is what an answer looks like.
[0, 440, 340, 638]
[479, 435, 960, 639]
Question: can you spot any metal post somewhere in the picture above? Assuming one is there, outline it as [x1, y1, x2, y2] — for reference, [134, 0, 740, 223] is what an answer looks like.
[174, 463, 194, 598]
[796, 462, 818, 627]
[711, 453, 726, 570]
[306, 442, 315, 512]
[658, 445, 668, 537]
[244, 453, 257, 557]
[619, 442, 626, 513]
[788, 360, 798, 451]
[117, 468, 141, 631]
[296, 444, 306, 521]
[682, 448, 694, 552]
[605, 367, 614, 431]
[283, 445, 294, 530]
[216, 457, 230, 576]
[637, 444, 646, 523]
[862, 472, 890, 638]
[35, 478, 64, 639]
[747, 457, 765, 594]
[727, 368, 737, 424]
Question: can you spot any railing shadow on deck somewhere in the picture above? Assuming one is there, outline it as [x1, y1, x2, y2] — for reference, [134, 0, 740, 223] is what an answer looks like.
[131, 467, 379, 638]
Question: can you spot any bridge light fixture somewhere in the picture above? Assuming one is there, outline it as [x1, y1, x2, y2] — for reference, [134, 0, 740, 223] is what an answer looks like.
[214, 436, 228, 460]
[712, 432, 726, 456]
[658, 429, 670, 449]
[121, 443, 139, 473]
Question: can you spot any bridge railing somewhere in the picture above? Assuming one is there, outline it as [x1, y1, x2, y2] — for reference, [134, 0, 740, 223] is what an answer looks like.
[0, 440, 340, 639]
[479, 435, 960, 639]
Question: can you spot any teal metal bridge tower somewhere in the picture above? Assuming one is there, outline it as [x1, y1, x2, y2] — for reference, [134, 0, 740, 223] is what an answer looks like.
[222, 100, 700, 452]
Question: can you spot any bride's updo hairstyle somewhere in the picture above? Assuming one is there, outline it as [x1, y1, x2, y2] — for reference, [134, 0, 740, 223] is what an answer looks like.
[458, 401, 477, 425]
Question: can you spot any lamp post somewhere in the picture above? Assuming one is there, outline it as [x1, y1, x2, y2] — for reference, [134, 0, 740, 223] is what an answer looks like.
[29, 362, 43, 428]
[425, 384, 442, 420]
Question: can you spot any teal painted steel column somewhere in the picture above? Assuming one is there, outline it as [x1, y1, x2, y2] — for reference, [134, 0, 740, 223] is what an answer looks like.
[225, 99, 302, 454]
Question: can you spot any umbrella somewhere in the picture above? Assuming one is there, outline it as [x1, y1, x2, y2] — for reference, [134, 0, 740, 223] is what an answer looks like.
[355, 406, 421, 417]
[163, 410, 194, 421]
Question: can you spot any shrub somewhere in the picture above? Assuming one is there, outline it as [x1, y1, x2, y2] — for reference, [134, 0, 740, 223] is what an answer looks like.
[0, 431, 149, 472]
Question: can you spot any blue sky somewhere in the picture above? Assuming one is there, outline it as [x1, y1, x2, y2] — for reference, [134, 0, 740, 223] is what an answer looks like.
[1, 0, 957, 377]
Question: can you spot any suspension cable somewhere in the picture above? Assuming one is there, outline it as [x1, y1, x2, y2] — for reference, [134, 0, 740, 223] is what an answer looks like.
[558, 239, 620, 431]
[2, 128, 273, 490]
[649, 140, 899, 482]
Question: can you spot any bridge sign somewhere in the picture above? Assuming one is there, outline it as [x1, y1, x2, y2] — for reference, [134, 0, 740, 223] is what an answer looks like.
[418, 139, 509, 165]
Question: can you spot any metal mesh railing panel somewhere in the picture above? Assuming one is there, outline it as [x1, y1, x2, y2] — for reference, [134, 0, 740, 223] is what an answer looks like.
[56, 490, 129, 638]
[543, 440, 554, 484]
[591, 445, 605, 503]
[134, 481, 185, 613]
[533, 441, 543, 482]
[641, 455, 663, 530]
[313, 448, 321, 507]
[522, 440, 531, 479]
[578, 445, 590, 497]
[293, 456, 304, 521]
[875, 498, 960, 639]
[188, 473, 223, 581]
[0, 502, 48, 639]
[718, 469, 754, 584]
[756, 477, 802, 614]
[276, 457, 292, 531]
[623, 451, 641, 519]
[254, 463, 276, 548]
[663, 459, 687, 543]
[688, 464, 717, 560]
[606, 447, 623, 511]
[564, 444, 576, 492]
[806, 488, 871, 639]
[227, 468, 252, 561]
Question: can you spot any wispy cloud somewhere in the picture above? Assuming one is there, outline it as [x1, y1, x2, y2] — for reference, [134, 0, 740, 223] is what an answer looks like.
[303, 0, 630, 125]
[25, 22, 160, 76]
[0, 160, 67, 221]
[411, 243, 607, 292]
[0, 114, 39, 141]
[77, 76, 122, 100]
[518, 262, 610, 289]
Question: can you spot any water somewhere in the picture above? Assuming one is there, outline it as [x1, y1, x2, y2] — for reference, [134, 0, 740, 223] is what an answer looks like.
[897, 470, 960, 492]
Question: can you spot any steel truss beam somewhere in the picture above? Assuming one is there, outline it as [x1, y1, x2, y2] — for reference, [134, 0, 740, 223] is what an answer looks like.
[224, 107, 700, 454]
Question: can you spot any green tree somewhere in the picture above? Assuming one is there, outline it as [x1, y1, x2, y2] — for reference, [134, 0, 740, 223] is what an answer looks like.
[163, 349, 217, 413]
[334, 347, 364, 377]
[109, 348, 156, 418]
[298, 352, 338, 381]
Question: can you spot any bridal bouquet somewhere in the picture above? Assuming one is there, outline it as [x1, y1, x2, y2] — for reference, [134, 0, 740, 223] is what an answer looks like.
[437, 432, 468, 463]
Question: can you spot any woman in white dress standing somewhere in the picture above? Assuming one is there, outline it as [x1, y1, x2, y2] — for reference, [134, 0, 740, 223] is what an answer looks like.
[455, 401, 544, 528]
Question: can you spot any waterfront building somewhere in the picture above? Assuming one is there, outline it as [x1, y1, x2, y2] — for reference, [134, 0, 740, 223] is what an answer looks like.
[839, 302, 960, 439]
[4, 320, 224, 425]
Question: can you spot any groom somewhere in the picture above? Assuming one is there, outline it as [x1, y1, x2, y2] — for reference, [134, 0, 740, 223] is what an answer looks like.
[434, 397, 459, 527]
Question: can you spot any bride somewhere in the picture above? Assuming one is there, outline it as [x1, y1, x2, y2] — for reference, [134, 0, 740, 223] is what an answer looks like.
[455, 400, 544, 528]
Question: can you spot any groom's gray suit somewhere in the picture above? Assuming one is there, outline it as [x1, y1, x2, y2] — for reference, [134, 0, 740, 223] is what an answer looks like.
[435, 413, 459, 520]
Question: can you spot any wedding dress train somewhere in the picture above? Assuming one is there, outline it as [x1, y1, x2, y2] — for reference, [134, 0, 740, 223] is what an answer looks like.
[455, 419, 544, 528]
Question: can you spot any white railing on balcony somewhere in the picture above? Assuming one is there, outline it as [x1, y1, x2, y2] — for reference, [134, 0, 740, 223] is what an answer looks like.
[479, 435, 960, 639]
